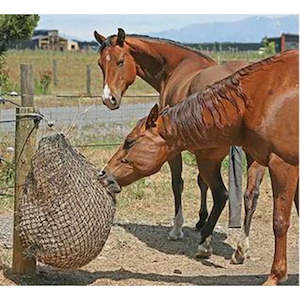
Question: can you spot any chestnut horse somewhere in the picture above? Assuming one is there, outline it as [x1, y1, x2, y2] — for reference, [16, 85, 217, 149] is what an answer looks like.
[100, 50, 299, 285]
[94, 28, 266, 262]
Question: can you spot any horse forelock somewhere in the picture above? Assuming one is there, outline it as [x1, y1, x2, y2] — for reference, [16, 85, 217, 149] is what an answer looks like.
[98, 35, 116, 53]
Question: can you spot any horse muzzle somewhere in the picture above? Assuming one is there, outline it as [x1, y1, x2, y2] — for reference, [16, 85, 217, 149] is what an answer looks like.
[98, 169, 122, 194]
[102, 91, 121, 110]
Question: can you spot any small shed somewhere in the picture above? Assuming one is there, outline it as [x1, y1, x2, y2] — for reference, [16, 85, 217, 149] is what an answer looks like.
[67, 40, 79, 51]
[8, 29, 79, 51]
[267, 33, 299, 52]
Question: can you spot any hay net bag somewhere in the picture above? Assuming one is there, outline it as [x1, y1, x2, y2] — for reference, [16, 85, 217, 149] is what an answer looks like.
[19, 133, 116, 269]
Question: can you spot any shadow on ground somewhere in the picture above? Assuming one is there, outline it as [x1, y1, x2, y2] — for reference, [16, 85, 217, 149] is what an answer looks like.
[2, 223, 299, 286]
[4, 266, 299, 286]
[118, 222, 234, 260]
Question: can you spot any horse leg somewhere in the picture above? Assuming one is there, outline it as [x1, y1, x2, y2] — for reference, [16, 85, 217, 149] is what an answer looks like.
[168, 154, 184, 240]
[195, 173, 209, 231]
[231, 154, 265, 264]
[194, 158, 228, 258]
[263, 156, 298, 285]
[294, 180, 299, 215]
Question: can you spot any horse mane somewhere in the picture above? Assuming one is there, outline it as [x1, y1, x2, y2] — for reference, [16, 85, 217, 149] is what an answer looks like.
[162, 51, 290, 145]
[99, 33, 216, 63]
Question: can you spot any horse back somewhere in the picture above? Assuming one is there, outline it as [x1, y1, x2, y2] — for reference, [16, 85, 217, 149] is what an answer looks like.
[189, 60, 249, 94]
[242, 51, 299, 165]
[160, 59, 213, 107]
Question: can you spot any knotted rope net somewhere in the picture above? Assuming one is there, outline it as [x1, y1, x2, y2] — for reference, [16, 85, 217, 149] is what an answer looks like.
[18, 133, 116, 269]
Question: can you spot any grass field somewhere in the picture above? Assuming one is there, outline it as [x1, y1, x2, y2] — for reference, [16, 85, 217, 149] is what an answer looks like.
[1, 49, 269, 100]
[2, 49, 155, 96]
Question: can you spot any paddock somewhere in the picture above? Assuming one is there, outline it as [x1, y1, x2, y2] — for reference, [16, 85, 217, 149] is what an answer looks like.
[0, 168, 299, 285]
[0, 55, 299, 285]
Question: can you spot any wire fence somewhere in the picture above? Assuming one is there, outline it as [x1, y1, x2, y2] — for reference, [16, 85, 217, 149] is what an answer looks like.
[1, 93, 159, 195]
[1, 94, 158, 142]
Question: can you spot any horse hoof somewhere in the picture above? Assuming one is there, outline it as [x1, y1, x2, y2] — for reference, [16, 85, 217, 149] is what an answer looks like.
[279, 273, 288, 283]
[262, 276, 279, 286]
[168, 229, 184, 241]
[195, 243, 212, 259]
[230, 250, 245, 264]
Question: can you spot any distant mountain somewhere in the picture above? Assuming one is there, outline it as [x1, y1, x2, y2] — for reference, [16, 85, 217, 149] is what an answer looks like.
[149, 15, 298, 43]
[60, 33, 83, 42]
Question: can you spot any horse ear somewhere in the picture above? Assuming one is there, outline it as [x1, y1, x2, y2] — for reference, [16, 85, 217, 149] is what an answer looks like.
[146, 104, 159, 130]
[117, 28, 126, 47]
[94, 30, 106, 44]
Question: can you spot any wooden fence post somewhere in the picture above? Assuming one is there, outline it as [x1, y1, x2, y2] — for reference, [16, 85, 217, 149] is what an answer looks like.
[12, 64, 37, 275]
[53, 59, 58, 87]
[86, 64, 91, 96]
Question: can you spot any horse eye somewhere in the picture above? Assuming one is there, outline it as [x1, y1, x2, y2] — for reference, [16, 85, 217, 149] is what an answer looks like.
[121, 158, 129, 164]
[117, 59, 124, 67]
[123, 139, 135, 149]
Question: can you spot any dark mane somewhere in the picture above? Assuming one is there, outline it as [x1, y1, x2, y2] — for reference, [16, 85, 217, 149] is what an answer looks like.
[162, 51, 287, 146]
[100, 33, 215, 63]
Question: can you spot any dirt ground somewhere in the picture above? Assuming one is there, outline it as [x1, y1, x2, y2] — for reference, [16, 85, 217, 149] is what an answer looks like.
[0, 169, 298, 286]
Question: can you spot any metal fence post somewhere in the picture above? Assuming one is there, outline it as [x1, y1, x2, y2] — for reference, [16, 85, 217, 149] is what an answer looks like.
[12, 64, 37, 275]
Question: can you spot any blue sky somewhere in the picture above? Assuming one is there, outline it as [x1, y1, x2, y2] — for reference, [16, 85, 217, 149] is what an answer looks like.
[36, 14, 284, 41]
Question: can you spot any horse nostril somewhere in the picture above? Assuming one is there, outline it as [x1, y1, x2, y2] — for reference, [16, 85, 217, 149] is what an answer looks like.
[111, 96, 117, 105]
[98, 170, 106, 177]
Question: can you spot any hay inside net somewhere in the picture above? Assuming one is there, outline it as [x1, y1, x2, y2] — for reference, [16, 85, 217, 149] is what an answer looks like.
[19, 133, 116, 269]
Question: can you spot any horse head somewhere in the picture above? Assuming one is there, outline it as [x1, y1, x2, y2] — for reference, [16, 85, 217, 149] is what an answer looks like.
[94, 28, 137, 110]
[99, 104, 177, 188]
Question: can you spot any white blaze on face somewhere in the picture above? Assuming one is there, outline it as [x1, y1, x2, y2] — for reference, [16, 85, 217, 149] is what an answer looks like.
[102, 55, 113, 101]
[103, 84, 112, 100]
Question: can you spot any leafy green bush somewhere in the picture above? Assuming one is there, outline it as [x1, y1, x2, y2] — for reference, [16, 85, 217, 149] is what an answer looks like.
[38, 70, 52, 94]
[0, 159, 15, 188]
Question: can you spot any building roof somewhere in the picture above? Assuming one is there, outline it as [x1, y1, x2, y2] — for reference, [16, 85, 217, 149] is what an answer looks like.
[31, 35, 45, 40]
[268, 33, 299, 40]
[33, 29, 58, 35]
[31, 35, 68, 42]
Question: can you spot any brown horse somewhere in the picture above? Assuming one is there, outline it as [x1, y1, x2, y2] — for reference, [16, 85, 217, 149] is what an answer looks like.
[100, 50, 299, 285]
[94, 29, 268, 261]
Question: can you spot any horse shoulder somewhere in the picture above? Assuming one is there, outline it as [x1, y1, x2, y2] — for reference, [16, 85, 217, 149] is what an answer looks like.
[161, 60, 204, 106]
[189, 64, 236, 94]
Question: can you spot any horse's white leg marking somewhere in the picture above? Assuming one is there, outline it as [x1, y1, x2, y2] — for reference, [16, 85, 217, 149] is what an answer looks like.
[168, 207, 184, 240]
[231, 232, 250, 264]
[195, 234, 213, 258]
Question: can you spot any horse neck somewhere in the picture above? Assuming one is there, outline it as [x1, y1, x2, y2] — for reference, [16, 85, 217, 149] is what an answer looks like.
[159, 85, 247, 153]
[125, 37, 216, 93]
[157, 50, 299, 156]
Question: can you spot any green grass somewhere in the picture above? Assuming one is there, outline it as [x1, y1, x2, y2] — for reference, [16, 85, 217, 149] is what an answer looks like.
[210, 50, 270, 63]
[2, 49, 270, 98]
[0, 131, 15, 211]
[3, 49, 155, 97]
[182, 149, 248, 175]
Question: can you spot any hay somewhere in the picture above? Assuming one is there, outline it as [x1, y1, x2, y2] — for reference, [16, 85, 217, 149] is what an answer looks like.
[18, 133, 116, 269]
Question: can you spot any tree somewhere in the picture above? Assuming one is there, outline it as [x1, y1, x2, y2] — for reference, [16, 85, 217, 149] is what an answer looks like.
[260, 36, 276, 56]
[0, 15, 39, 92]
[0, 14, 40, 54]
